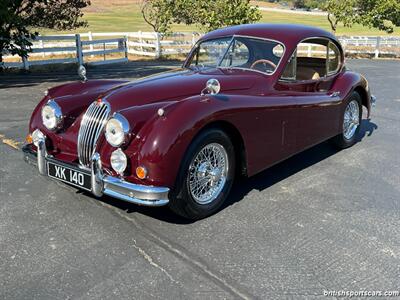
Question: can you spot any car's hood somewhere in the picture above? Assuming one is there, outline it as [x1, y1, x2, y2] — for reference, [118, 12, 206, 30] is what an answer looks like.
[96, 68, 257, 112]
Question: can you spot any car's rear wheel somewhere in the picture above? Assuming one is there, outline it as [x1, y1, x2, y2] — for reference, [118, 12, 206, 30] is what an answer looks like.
[169, 129, 235, 220]
[332, 91, 362, 149]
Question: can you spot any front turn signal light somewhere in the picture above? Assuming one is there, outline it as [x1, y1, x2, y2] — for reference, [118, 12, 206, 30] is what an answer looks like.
[25, 134, 33, 144]
[136, 166, 147, 179]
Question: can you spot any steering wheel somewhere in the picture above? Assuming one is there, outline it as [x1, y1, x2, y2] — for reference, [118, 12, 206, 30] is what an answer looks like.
[250, 59, 277, 72]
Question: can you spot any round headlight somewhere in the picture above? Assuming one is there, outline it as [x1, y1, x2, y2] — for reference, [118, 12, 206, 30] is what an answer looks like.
[105, 113, 130, 147]
[41, 100, 63, 130]
[111, 148, 127, 175]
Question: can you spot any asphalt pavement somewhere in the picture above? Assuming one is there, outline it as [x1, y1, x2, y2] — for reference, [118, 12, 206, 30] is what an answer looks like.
[0, 59, 399, 299]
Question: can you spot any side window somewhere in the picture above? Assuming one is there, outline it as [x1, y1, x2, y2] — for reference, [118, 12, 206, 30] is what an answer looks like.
[281, 52, 296, 80]
[192, 37, 232, 67]
[296, 41, 327, 80]
[280, 38, 341, 82]
[221, 40, 250, 67]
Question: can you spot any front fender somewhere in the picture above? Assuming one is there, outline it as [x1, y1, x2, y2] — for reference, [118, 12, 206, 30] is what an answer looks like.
[127, 95, 235, 188]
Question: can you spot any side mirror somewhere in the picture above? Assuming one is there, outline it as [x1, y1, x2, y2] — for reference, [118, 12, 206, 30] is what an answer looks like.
[201, 79, 221, 96]
[78, 65, 87, 82]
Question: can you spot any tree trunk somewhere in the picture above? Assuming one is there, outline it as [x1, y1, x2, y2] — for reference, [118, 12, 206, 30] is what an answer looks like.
[0, 52, 3, 72]
[327, 13, 337, 33]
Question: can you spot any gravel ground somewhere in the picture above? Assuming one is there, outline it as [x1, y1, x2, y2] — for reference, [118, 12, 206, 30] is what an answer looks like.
[0, 59, 399, 299]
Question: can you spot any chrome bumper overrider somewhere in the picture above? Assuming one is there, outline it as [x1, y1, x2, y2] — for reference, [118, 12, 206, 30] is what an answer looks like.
[22, 134, 169, 207]
[371, 94, 377, 107]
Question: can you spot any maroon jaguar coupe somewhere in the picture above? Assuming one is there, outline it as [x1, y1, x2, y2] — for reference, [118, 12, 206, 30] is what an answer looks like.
[23, 24, 376, 219]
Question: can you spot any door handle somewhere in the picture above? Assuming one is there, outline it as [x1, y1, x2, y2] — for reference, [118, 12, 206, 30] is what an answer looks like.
[330, 91, 340, 97]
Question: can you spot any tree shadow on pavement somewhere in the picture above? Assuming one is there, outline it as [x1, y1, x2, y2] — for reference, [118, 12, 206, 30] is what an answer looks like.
[97, 119, 378, 224]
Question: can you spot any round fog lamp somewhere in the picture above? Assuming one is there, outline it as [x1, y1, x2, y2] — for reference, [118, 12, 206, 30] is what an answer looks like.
[110, 148, 127, 175]
[32, 129, 45, 147]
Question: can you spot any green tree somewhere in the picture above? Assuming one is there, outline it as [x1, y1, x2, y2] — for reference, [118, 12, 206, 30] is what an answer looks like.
[293, 0, 306, 9]
[141, 0, 262, 34]
[0, 0, 90, 67]
[357, 0, 400, 33]
[192, 0, 262, 32]
[141, 0, 174, 33]
[324, 0, 400, 33]
[324, 0, 357, 33]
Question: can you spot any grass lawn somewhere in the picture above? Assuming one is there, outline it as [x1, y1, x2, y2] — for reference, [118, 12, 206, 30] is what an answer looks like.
[38, 1, 399, 36]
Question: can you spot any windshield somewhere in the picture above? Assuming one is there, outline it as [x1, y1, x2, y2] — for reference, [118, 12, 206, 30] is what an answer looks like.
[187, 36, 285, 74]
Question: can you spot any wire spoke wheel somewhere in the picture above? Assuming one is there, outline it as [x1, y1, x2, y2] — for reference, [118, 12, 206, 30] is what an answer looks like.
[188, 143, 229, 205]
[343, 100, 360, 140]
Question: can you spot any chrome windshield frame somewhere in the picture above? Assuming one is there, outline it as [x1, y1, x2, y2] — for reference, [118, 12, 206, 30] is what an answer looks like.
[184, 35, 286, 76]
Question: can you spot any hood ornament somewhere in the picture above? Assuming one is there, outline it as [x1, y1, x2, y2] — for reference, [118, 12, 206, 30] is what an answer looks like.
[201, 79, 221, 96]
[78, 65, 87, 82]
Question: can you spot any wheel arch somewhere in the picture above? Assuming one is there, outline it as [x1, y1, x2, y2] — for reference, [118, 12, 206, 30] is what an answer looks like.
[193, 120, 248, 177]
[353, 83, 372, 118]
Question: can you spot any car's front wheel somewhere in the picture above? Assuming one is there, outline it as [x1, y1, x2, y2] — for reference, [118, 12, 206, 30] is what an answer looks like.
[169, 129, 235, 220]
[333, 91, 362, 149]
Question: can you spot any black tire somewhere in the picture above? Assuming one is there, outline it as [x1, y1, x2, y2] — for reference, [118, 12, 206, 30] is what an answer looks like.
[169, 128, 235, 220]
[332, 91, 362, 149]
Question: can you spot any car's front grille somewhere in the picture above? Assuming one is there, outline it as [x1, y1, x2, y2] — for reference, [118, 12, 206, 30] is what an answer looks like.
[77, 101, 110, 167]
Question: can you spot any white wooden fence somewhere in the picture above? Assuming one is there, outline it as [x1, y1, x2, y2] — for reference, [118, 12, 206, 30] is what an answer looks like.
[2, 32, 200, 70]
[2, 32, 400, 70]
[338, 36, 400, 58]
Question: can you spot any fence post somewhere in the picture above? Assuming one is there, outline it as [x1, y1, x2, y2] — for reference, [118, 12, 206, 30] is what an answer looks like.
[341, 39, 347, 56]
[125, 34, 130, 55]
[22, 55, 29, 71]
[124, 36, 128, 60]
[139, 31, 143, 53]
[75, 34, 83, 66]
[88, 31, 94, 58]
[39, 39, 45, 58]
[191, 33, 196, 46]
[375, 36, 381, 59]
[155, 32, 161, 58]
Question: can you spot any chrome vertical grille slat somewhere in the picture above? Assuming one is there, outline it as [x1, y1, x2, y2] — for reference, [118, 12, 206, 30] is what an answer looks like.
[80, 104, 96, 165]
[83, 106, 104, 163]
[77, 101, 110, 167]
[80, 104, 96, 163]
[85, 109, 107, 164]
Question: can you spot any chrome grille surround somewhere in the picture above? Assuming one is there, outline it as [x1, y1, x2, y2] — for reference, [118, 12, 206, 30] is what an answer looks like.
[77, 101, 110, 167]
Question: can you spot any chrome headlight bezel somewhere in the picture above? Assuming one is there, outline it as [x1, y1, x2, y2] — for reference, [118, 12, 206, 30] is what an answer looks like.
[41, 100, 63, 131]
[105, 113, 130, 147]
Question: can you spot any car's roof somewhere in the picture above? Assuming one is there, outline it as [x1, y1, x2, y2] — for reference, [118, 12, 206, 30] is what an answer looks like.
[201, 24, 338, 46]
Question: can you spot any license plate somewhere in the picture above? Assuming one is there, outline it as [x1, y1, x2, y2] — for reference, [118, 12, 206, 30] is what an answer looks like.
[47, 161, 91, 191]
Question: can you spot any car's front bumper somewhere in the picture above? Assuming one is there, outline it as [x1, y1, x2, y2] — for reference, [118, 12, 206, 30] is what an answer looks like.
[22, 136, 170, 207]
